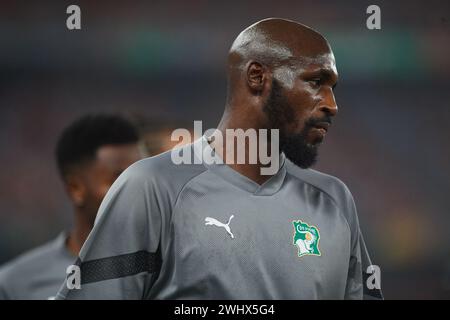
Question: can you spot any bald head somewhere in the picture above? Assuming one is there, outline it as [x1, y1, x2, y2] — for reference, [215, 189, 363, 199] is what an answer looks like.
[229, 18, 331, 72]
[225, 18, 336, 105]
[220, 18, 339, 169]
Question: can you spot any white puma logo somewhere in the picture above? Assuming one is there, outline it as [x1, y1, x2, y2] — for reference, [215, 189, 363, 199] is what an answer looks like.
[205, 215, 235, 239]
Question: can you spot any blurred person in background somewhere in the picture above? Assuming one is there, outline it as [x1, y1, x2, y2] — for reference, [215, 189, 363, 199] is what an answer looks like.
[138, 120, 195, 156]
[0, 114, 142, 299]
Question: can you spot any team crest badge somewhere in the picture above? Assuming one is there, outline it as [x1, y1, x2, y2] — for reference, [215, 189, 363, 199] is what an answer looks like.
[292, 220, 321, 257]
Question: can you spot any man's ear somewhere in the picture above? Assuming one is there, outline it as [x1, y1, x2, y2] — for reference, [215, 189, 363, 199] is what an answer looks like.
[64, 174, 86, 208]
[246, 61, 270, 94]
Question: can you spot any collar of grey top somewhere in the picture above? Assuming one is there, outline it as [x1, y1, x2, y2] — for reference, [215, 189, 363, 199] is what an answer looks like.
[192, 135, 287, 196]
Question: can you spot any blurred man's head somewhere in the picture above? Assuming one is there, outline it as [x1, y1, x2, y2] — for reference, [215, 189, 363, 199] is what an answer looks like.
[137, 119, 195, 156]
[226, 18, 339, 168]
[56, 114, 141, 225]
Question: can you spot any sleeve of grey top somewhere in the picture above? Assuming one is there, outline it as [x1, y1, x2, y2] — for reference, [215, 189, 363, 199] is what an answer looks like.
[342, 186, 383, 300]
[0, 281, 10, 300]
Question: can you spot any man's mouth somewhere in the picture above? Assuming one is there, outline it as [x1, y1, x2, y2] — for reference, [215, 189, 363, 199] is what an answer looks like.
[312, 122, 330, 135]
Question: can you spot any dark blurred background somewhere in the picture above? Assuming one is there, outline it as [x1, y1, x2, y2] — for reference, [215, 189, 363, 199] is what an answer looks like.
[1, 0, 449, 299]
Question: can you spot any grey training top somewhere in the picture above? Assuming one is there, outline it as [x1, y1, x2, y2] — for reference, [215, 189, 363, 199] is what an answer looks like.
[0, 232, 75, 300]
[56, 137, 382, 300]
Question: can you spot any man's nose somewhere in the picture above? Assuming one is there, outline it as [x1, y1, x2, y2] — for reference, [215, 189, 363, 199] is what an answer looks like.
[319, 89, 338, 117]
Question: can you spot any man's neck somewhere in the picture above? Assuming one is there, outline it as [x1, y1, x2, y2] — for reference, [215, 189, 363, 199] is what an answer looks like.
[66, 210, 94, 256]
[212, 117, 276, 185]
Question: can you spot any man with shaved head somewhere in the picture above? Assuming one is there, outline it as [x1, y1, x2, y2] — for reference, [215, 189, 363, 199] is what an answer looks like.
[56, 18, 382, 300]
[218, 18, 339, 182]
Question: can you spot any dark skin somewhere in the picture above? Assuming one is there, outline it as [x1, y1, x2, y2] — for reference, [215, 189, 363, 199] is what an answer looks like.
[64, 144, 142, 256]
[211, 18, 339, 184]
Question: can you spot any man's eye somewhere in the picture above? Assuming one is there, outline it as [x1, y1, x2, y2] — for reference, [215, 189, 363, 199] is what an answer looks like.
[309, 79, 321, 87]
